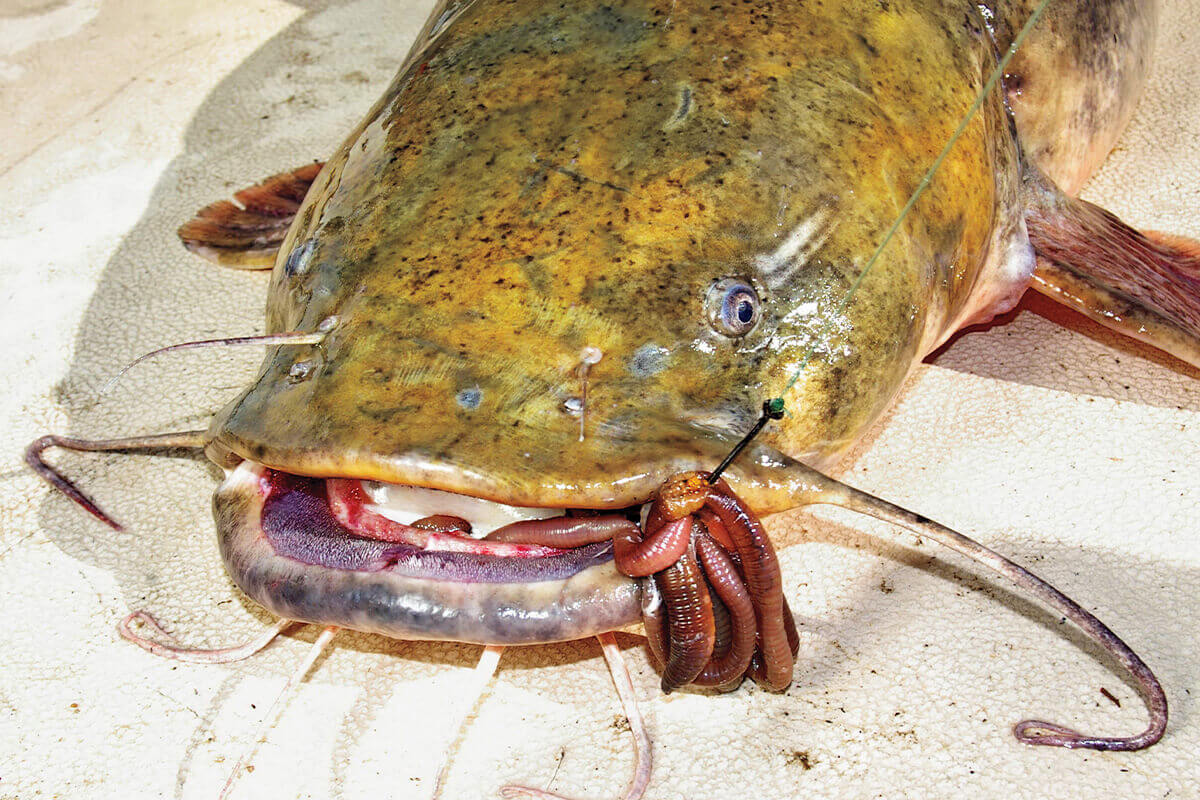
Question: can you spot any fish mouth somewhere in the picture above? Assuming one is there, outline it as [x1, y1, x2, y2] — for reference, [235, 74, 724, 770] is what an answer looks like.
[212, 420, 811, 646]
[215, 461, 644, 645]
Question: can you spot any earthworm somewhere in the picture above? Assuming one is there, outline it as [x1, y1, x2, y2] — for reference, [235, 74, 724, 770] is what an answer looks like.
[782, 594, 800, 657]
[642, 582, 751, 694]
[639, 578, 669, 670]
[628, 476, 791, 691]
[708, 589, 732, 657]
[412, 514, 473, 534]
[696, 506, 737, 552]
[608, 473, 791, 691]
[746, 598, 800, 686]
[703, 479, 792, 691]
[653, 471, 710, 519]
[656, 546, 716, 692]
[692, 532, 757, 687]
[699, 590, 748, 694]
[486, 515, 635, 547]
[613, 516, 693, 577]
[641, 502, 668, 534]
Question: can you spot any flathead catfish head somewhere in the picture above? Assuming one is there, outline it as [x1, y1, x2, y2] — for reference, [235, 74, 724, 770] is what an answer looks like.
[207, 0, 1029, 511]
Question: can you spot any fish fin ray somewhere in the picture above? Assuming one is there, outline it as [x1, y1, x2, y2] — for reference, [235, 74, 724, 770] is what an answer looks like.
[1025, 182, 1200, 370]
[177, 162, 324, 269]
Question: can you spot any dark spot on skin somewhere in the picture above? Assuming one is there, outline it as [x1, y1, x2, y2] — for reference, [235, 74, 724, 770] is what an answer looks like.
[785, 750, 815, 770]
[855, 33, 878, 56]
[665, 84, 694, 128]
[456, 387, 483, 410]
[320, 215, 346, 237]
[535, 157, 632, 193]
[518, 255, 552, 295]
[359, 402, 423, 421]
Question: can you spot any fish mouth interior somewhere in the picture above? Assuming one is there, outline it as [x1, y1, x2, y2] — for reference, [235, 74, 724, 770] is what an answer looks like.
[215, 445, 803, 644]
[235, 461, 646, 581]
[354, 478, 616, 538]
[217, 461, 647, 644]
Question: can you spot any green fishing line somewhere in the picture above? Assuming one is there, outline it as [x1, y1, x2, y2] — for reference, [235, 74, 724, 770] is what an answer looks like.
[765, 0, 1055, 417]
[715, 0, 1055, 472]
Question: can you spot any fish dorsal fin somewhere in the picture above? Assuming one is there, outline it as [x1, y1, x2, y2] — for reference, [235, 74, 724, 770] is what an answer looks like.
[177, 162, 324, 269]
[1024, 171, 1200, 370]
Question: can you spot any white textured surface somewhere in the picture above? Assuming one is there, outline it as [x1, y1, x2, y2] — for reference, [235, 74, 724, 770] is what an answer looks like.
[2, 2, 1198, 799]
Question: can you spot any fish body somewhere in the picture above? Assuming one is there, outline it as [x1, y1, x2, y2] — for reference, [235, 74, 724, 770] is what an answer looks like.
[190, 0, 1193, 647]
[209, 0, 1161, 499]
[212, 0, 1032, 492]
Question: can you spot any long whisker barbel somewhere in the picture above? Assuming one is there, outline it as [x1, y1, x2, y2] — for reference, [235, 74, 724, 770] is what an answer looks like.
[25, 431, 208, 530]
[97, 322, 335, 398]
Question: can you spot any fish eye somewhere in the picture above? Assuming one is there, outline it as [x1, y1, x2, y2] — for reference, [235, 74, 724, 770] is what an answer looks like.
[706, 278, 761, 337]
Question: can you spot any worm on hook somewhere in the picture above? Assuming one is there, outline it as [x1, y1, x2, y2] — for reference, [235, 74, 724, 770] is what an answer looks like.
[617, 473, 791, 693]
[488, 515, 636, 548]
[702, 478, 792, 691]
[613, 516, 693, 576]
[655, 544, 716, 692]
[691, 531, 757, 688]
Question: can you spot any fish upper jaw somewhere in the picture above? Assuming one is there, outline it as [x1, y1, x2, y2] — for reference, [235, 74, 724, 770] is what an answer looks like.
[205, 400, 792, 508]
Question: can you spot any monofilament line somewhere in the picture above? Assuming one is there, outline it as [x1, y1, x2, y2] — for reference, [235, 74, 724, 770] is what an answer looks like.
[777, 0, 1054, 397]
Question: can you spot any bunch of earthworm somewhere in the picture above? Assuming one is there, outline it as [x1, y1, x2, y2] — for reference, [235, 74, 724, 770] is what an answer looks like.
[489, 471, 797, 691]
[611, 472, 798, 692]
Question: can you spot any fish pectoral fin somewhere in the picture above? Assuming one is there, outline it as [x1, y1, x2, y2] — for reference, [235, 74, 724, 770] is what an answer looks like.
[176, 161, 324, 269]
[1025, 181, 1200, 370]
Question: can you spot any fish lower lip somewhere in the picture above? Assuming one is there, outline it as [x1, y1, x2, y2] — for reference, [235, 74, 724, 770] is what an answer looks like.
[214, 462, 642, 645]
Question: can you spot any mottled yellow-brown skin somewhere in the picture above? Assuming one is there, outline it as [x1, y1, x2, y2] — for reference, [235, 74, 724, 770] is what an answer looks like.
[204, 0, 1144, 511]
[999, 0, 1156, 195]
